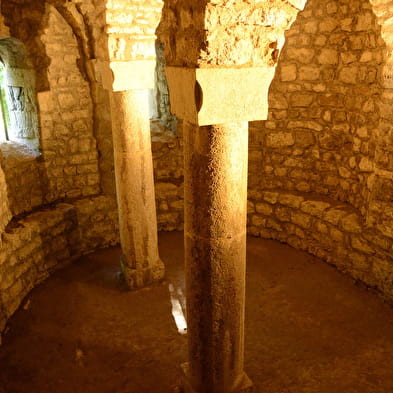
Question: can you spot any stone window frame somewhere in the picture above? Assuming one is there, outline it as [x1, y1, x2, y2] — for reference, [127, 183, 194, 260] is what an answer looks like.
[149, 41, 177, 136]
[0, 62, 9, 142]
[0, 38, 40, 152]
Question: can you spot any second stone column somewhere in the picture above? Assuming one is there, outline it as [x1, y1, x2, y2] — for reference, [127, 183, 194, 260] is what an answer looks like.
[182, 121, 253, 393]
[110, 88, 164, 289]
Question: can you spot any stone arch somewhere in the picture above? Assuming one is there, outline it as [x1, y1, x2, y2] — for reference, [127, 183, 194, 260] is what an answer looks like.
[0, 37, 39, 149]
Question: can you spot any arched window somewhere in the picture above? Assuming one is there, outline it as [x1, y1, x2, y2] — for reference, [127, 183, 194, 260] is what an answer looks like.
[149, 42, 176, 134]
[0, 62, 10, 141]
[0, 38, 39, 150]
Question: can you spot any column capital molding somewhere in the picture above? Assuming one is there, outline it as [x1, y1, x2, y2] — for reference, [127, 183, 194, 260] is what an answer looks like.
[97, 60, 156, 92]
[165, 66, 276, 126]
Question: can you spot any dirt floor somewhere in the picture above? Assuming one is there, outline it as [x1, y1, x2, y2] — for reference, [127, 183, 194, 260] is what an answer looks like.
[1, 231, 393, 393]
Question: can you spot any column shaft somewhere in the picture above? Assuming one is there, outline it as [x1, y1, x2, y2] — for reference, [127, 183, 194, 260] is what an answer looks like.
[183, 121, 252, 393]
[110, 89, 164, 289]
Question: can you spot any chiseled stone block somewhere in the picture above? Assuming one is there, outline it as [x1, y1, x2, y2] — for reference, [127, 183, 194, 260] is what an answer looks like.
[98, 60, 156, 91]
[165, 66, 275, 125]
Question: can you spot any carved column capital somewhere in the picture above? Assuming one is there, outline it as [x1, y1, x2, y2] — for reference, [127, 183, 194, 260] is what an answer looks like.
[97, 60, 156, 92]
[165, 66, 276, 126]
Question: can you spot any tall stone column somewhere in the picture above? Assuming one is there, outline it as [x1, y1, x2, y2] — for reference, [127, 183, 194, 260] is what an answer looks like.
[159, 0, 305, 389]
[109, 88, 164, 288]
[99, 0, 164, 289]
[183, 121, 252, 393]
[165, 67, 275, 393]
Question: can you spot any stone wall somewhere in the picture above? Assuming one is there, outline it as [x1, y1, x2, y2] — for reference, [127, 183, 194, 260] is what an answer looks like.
[152, 124, 184, 231]
[249, 0, 384, 216]
[247, 190, 393, 300]
[38, 5, 101, 202]
[0, 142, 42, 217]
[247, 0, 393, 302]
[0, 195, 119, 344]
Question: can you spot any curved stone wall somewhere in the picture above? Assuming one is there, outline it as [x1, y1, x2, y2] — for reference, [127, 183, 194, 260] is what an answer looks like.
[248, 0, 393, 301]
[0, 195, 119, 343]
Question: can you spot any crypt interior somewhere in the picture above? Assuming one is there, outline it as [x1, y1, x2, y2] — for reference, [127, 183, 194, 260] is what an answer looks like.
[0, 0, 393, 392]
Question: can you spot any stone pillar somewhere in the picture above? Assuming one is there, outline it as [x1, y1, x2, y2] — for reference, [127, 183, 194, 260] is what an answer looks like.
[97, 51, 165, 290]
[182, 121, 252, 393]
[99, 0, 164, 289]
[109, 88, 164, 288]
[159, 0, 307, 388]
[164, 67, 277, 393]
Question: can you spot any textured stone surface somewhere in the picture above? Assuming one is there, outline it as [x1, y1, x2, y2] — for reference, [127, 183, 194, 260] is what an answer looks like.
[0, 196, 119, 344]
[165, 66, 275, 125]
[110, 89, 164, 288]
[184, 121, 250, 393]
[249, 0, 384, 217]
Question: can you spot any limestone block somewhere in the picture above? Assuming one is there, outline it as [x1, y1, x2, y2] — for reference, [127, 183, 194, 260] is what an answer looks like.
[281, 64, 297, 81]
[330, 227, 344, 242]
[339, 67, 358, 84]
[155, 182, 179, 198]
[276, 206, 291, 222]
[269, 93, 288, 109]
[372, 258, 393, 286]
[287, 120, 323, 131]
[317, 49, 338, 65]
[351, 236, 374, 254]
[266, 132, 295, 148]
[359, 157, 374, 172]
[165, 66, 275, 125]
[247, 201, 255, 214]
[278, 193, 304, 208]
[292, 211, 312, 229]
[301, 200, 330, 217]
[266, 218, 283, 232]
[286, 48, 314, 64]
[323, 207, 348, 225]
[290, 93, 314, 107]
[356, 13, 374, 31]
[299, 66, 320, 80]
[340, 213, 363, 233]
[262, 191, 279, 205]
[295, 130, 315, 147]
[37, 91, 53, 112]
[251, 215, 265, 227]
[98, 60, 156, 91]
[319, 17, 338, 33]
[256, 202, 273, 215]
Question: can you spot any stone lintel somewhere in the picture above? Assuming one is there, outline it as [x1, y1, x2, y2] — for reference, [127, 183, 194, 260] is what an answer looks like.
[180, 363, 254, 393]
[98, 60, 156, 91]
[165, 66, 276, 126]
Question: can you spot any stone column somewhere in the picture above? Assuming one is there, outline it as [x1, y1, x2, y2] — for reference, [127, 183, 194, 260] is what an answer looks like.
[182, 121, 252, 393]
[109, 88, 164, 289]
[100, 0, 164, 289]
[164, 67, 276, 393]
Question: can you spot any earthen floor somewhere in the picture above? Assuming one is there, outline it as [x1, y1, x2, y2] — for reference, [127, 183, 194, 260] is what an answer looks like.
[1, 231, 393, 393]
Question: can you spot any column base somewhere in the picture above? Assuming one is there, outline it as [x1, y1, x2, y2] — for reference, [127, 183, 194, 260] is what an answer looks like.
[120, 256, 165, 290]
[180, 363, 254, 393]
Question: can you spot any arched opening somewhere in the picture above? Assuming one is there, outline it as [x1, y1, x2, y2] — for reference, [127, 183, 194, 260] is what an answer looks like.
[0, 38, 39, 150]
[0, 62, 10, 141]
[149, 42, 177, 135]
